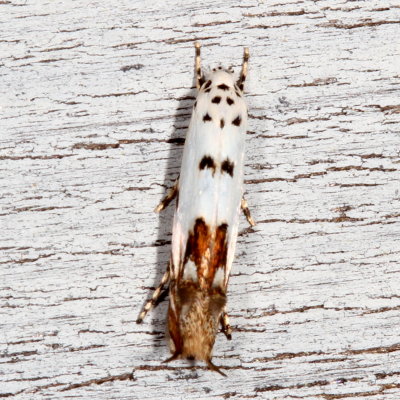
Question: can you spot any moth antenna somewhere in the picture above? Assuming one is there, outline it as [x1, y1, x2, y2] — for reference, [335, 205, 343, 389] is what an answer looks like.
[163, 351, 181, 364]
[237, 47, 249, 91]
[207, 359, 227, 377]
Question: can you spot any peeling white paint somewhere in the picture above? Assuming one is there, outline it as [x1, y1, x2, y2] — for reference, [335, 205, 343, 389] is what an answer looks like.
[1, 1, 399, 399]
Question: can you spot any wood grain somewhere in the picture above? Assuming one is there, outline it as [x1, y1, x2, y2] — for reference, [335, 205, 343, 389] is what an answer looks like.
[1, 0, 399, 399]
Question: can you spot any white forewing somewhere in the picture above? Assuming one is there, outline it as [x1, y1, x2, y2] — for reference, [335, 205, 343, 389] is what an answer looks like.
[171, 70, 247, 286]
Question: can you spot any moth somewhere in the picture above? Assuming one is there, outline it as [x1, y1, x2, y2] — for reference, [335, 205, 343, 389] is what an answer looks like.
[137, 42, 254, 376]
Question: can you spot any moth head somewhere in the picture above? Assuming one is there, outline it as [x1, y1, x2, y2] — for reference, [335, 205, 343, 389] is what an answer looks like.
[168, 284, 226, 364]
[204, 69, 236, 88]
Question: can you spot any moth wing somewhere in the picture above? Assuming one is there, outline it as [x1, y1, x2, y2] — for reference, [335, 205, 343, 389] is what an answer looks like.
[171, 90, 247, 287]
[217, 109, 247, 286]
[171, 107, 220, 279]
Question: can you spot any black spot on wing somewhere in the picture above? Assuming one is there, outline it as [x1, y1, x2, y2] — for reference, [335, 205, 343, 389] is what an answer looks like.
[226, 97, 234, 105]
[220, 119, 225, 129]
[194, 100, 197, 108]
[218, 222, 228, 231]
[203, 113, 212, 122]
[204, 80, 212, 89]
[217, 84, 230, 91]
[211, 96, 221, 104]
[204, 88, 211, 93]
[199, 155, 216, 174]
[232, 115, 242, 126]
[221, 159, 234, 177]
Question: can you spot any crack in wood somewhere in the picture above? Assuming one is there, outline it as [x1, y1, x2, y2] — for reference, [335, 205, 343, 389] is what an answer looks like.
[250, 23, 296, 29]
[245, 10, 308, 17]
[39, 44, 82, 52]
[61, 372, 135, 391]
[83, 90, 147, 98]
[193, 20, 236, 27]
[120, 64, 144, 72]
[320, 383, 400, 399]
[321, 19, 400, 29]
[256, 379, 330, 393]
[327, 165, 397, 172]
[0, 154, 73, 160]
[289, 77, 338, 87]
[253, 351, 324, 363]
[362, 305, 400, 314]
[257, 216, 364, 224]
[343, 343, 400, 356]
[2, 350, 38, 359]
[375, 370, 400, 380]
[72, 142, 120, 150]
[0, 254, 55, 264]
[36, 58, 67, 64]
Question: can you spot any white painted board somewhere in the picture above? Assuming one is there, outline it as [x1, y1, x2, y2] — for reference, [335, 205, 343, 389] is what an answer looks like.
[1, 1, 399, 399]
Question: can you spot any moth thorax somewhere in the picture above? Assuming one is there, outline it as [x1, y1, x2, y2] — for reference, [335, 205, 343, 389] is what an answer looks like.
[207, 70, 235, 87]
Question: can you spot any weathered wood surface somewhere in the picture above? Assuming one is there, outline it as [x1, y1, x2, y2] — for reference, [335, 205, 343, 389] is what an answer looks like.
[1, 0, 399, 399]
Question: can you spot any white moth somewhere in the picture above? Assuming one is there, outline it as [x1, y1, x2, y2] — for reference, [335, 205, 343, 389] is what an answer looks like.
[138, 42, 254, 376]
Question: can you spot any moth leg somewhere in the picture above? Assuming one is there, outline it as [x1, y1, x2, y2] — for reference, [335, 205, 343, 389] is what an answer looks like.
[136, 266, 170, 323]
[163, 351, 180, 364]
[195, 41, 205, 89]
[220, 310, 232, 340]
[154, 178, 179, 213]
[207, 359, 227, 377]
[241, 196, 256, 227]
[237, 47, 250, 91]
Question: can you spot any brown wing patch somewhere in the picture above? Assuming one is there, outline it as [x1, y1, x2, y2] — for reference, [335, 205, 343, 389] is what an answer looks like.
[208, 223, 228, 284]
[183, 218, 210, 276]
[182, 218, 229, 288]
